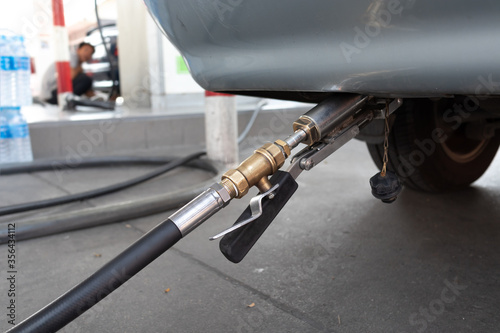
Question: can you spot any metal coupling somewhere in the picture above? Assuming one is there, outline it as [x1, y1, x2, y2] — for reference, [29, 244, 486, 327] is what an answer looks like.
[169, 183, 232, 237]
[292, 117, 321, 146]
[221, 140, 292, 198]
[293, 94, 369, 145]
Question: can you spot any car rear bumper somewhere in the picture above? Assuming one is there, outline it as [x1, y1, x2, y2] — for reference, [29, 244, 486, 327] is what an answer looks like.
[145, 0, 500, 97]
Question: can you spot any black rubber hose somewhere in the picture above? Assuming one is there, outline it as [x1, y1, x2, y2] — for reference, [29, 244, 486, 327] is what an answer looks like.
[0, 155, 211, 175]
[0, 151, 208, 216]
[0, 179, 214, 244]
[6, 219, 182, 333]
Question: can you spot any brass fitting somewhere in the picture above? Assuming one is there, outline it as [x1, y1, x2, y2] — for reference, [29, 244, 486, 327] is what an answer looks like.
[221, 141, 290, 198]
[293, 116, 321, 146]
[274, 139, 291, 157]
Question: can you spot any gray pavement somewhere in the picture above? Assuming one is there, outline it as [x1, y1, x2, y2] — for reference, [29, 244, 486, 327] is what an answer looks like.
[1, 139, 499, 333]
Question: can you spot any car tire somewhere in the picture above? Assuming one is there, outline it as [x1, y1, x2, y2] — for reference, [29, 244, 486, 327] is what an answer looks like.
[367, 99, 499, 192]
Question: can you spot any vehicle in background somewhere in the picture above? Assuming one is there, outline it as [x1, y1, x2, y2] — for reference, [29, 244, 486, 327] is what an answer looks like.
[82, 23, 119, 96]
[144, 0, 500, 192]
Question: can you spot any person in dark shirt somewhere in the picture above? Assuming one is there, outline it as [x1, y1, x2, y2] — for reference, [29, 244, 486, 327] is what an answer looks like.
[41, 42, 95, 104]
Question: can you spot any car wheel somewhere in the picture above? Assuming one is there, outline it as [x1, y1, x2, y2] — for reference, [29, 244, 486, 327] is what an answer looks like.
[367, 99, 499, 192]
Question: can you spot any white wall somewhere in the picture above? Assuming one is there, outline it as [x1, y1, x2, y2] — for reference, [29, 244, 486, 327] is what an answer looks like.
[118, 0, 204, 111]
[146, 14, 204, 112]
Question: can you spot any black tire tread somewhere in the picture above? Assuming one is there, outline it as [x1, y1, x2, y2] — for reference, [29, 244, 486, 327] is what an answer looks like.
[367, 99, 499, 192]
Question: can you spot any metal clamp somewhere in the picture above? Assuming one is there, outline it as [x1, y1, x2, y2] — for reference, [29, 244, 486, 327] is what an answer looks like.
[287, 126, 361, 179]
[209, 184, 280, 240]
[374, 98, 403, 119]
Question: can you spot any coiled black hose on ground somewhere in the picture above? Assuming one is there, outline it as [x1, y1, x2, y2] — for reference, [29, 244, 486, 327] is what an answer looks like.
[0, 178, 214, 244]
[0, 153, 218, 243]
[0, 151, 209, 216]
[0, 155, 192, 175]
[0, 99, 265, 243]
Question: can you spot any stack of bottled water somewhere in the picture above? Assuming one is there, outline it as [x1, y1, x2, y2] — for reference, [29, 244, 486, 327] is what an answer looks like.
[0, 35, 33, 164]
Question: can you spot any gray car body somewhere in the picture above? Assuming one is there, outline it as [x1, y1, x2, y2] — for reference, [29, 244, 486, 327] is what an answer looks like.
[144, 0, 500, 98]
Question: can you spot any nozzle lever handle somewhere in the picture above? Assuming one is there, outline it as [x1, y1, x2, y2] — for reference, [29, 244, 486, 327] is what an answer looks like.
[219, 171, 298, 263]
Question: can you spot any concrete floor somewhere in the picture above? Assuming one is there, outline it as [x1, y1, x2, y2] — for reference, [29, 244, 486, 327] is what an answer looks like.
[0, 139, 499, 333]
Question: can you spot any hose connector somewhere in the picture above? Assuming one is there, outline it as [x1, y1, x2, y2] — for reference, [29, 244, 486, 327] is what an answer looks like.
[221, 140, 292, 198]
[169, 183, 233, 237]
[218, 95, 370, 199]
[293, 94, 370, 145]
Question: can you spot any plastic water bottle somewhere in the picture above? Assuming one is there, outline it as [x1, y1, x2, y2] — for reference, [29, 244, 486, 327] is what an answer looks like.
[7, 107, 33, 162]
[13, 36, 31, 106]
[0, 36, 7, 106]
[0, 35, 16, 107]
[4, 36, 16, 106]
[0, 37, 4, 106]
[0, 107, 11, 164]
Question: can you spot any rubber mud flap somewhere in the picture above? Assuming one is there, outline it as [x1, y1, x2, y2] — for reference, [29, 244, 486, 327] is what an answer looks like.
[219, 171, 298, 263]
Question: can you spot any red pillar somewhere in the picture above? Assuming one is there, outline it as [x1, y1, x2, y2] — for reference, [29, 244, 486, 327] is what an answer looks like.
[52, 0, 72, 105]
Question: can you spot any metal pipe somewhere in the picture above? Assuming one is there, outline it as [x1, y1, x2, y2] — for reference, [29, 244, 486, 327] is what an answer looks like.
[284, 129, 307, 149]
[293, 94, 369, 145]
[221, 94, 371, 198]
